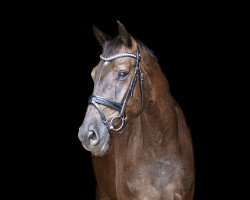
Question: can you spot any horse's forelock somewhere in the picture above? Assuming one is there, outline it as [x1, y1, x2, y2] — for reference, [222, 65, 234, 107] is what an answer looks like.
[102, 38, 158, 63]
[102, 36, 123, 57]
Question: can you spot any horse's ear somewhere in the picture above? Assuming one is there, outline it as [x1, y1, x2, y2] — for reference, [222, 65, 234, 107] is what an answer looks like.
[92, 25, 111, 47]
[117, 20, 132, 47]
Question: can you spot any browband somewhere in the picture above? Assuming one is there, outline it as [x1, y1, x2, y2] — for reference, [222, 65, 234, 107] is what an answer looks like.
[100, 53, 137, 61]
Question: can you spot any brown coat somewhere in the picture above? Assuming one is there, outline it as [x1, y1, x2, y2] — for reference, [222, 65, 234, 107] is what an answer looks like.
[78, 21, 195, 199]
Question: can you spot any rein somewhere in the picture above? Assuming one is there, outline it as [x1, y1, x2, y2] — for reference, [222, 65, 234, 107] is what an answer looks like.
[88, 46, 144, 132]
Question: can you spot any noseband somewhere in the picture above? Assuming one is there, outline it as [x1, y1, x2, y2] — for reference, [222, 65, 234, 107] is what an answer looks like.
[88, 46, 144, 132]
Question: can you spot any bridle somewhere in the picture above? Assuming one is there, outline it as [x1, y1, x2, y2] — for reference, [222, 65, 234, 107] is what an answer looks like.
[88, 46, 144, 132]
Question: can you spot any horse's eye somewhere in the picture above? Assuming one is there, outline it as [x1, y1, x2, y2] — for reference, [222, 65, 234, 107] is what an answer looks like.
[118, 71, 128, 78]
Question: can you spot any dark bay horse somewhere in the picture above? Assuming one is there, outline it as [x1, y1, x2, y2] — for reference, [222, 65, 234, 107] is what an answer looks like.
[78, 21, 195, 199]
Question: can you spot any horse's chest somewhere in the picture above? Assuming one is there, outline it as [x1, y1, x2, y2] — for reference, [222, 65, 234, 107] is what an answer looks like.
[125, 162, 173, 198]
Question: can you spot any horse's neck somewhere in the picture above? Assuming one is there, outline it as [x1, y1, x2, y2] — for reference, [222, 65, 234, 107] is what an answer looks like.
[92, 61, 185, 197]
[116, 67, 179, 161]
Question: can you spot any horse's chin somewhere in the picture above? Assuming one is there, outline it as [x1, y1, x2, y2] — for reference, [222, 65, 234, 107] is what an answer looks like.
[92, 143, 110, 157]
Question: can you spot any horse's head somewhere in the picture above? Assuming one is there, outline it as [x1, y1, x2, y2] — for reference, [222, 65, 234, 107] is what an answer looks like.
[78, 21, 153, 156]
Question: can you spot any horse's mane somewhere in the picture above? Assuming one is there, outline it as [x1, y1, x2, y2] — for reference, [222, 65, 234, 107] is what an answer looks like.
[137, 40, 158, 63]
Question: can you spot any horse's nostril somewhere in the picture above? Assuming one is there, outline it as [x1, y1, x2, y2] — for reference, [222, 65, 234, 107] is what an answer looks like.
[87, 130, 99, 145]
[88, 130, 96, 140]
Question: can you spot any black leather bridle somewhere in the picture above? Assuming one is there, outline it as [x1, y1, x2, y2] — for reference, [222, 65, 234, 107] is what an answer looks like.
[88, 46, 144, 132]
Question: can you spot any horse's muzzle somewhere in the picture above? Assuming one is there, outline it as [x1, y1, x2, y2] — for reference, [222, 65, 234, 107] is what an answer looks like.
[78, 118, 110, 156]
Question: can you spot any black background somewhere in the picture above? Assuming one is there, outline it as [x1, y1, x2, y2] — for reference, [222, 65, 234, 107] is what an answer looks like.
[6, 2, 245, 200]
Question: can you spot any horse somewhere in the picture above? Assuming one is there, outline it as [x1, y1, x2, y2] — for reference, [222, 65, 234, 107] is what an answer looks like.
[78, 21, 195, 199]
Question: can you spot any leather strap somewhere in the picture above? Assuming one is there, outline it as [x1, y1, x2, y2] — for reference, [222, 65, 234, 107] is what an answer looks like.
[89, 46, 143, 132]
[89, 95, 122, 111]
